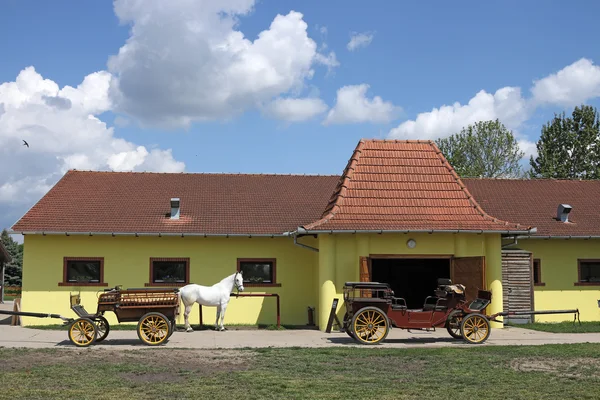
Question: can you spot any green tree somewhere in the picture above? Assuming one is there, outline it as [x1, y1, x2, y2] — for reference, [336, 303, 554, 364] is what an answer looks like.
[530, 105, 600, 179]
[1, 229, 23, 286]
[437, 119, 525, 178]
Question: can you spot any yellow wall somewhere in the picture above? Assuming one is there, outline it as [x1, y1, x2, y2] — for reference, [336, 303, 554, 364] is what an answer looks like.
[21, 235, 318, 327]
[317, 232, 504, 330]
[507, 239, 600, 322]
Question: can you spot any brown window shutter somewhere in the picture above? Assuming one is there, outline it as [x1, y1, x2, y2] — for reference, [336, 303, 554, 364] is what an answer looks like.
[359, 256, 371, 298]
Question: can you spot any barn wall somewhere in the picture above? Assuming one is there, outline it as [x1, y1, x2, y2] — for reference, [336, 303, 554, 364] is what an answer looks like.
[20, 234, 319, 327]
[507, 239, 600, 322]
[317, 232, 504, 330]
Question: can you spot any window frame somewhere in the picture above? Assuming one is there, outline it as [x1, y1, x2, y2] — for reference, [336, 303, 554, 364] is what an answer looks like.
[146, 257, 190, 287]
[575, 259, 600, 286]
[236, 258, 281, 287]
[533, 258, 545, 286]
[59, 257, 107, 287]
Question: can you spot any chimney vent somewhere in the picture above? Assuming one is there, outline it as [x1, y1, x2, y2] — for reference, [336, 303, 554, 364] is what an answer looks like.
[170, 198, 180, 220]
[556, 204, 572, 223]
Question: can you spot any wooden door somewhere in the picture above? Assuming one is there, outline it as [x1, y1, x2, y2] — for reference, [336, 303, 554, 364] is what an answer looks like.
[451, 257, 485, 301]
[501, 251, 534, 323]
[359, 256, 371, 297]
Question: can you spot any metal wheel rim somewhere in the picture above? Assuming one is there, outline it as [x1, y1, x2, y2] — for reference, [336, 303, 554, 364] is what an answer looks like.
[139, 315, 169, 344]
[463, 315, 489, 343]
[353, 309, 387, 344]
[70, 320, 95, 346]
[448, 315, 462, 337]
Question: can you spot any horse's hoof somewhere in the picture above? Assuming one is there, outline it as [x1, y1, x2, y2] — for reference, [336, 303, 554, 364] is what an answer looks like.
[186, 328, 194, 333]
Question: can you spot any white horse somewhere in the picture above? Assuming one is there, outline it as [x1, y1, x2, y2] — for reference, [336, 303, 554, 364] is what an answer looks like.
[179, 272, 244, 332]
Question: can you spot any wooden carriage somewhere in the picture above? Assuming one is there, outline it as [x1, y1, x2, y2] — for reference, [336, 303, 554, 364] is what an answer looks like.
[68, 286, 180, 347]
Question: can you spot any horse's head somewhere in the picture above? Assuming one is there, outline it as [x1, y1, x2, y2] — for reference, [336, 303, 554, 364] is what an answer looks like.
[234, 271, 245, 292]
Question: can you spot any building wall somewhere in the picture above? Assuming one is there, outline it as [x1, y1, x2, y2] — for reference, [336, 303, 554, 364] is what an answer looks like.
[509, 239, 600, 322]
[20, 235, 319, 327]
[317, 232, 504, 330]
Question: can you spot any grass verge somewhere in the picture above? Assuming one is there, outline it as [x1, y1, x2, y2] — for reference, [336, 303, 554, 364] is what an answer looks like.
[1, 344, 599, 399]
[508, 321, 600, 333]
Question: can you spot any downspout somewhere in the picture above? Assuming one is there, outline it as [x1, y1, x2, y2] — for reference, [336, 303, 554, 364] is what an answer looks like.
[284, 228, 319, 252]
[501, 236, 519, 248]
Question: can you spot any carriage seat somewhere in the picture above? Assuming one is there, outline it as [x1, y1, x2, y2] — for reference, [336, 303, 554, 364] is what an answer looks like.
[391, 296, 407, 310]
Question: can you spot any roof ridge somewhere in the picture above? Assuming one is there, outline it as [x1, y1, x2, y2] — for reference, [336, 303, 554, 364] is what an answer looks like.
[429, 142, 529, 230]
[360, 139, 435, 144]
[66, 169, 340, 177]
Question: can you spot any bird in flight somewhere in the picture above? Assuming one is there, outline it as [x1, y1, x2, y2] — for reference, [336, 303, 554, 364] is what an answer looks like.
[22, 140, 29, 148]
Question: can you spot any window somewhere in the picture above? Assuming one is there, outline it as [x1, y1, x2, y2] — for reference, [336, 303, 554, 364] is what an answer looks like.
[533, 259, 545, 286]
[147, 258, 190, 286]
[60, 257, 107, 286]
[577, 260, 600, 286]
[237, 258, 280, 287]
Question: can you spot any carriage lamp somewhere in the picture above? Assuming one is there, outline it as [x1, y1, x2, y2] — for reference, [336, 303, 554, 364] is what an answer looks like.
[406, 239, 416, 249]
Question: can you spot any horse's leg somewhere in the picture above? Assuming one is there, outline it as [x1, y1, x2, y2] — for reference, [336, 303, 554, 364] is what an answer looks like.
[184, 303, 193, 332]
[215, 305, 221, 331]
[219, 302, 228, 331]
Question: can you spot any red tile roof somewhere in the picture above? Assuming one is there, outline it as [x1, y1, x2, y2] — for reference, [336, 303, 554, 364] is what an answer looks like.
[301, 140, 532, 233]
[11, 171, 340, 235]
[463, 178, 600, 237]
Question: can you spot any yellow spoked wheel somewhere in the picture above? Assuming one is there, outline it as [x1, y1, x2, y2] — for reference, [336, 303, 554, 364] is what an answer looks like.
[351, 306, 389, 345]
[460, 313, 491, 344]
[68, 318, 97, 347]
[446, 311, 464, 339]
[137, 312, 170, 346]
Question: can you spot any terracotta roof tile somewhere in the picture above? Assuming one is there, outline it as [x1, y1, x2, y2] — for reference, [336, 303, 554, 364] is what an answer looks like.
[463, 178, 600, 237]
[302, 139, 531, 233]
[11, 171, 340, 235]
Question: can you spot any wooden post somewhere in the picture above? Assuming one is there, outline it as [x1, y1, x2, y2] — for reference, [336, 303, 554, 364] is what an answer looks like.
[10, 298, 21, 326]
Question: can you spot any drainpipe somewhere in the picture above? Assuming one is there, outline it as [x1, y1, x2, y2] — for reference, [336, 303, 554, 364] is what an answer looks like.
[283, 229, 319, 252]
[501, 236, 519, 248]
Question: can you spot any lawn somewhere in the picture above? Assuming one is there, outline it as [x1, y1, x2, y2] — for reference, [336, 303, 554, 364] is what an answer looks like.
[1, 344, 599, 399]
[509, 321, 600, 333]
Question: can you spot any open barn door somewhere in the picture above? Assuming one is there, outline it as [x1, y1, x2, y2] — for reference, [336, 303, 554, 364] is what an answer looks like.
[359, 256, 371, 297]
[451, 257, 485, 301]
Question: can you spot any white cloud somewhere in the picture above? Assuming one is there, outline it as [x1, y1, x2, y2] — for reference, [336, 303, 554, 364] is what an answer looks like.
[324, 84, 401, 125]
[531, 58, 600, 106]
[389, 87, 530, 140]
[108, 1, 336, 127]
[0, 67, 185, 229]
[347, 32, 374, 52]
[388, 58, 600, 159]
[264, 97, 328, 122]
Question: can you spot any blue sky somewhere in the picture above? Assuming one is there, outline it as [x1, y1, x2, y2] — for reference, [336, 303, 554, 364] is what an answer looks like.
[2, 0, 600, 234]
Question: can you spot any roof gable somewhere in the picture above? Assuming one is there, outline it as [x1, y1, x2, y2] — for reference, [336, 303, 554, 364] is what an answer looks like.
[302, 139, 531, 233]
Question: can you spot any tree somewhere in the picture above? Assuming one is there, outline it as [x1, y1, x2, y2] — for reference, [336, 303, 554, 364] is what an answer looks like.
[530, 105, 600, 179]
[437, 119, 525, 178]
[1, 229, 23, 286]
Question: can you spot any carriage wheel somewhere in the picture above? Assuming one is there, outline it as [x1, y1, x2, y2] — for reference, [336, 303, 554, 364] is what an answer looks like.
[137, 312, 170, 346]
[68, 318, 97, 347]
[168, 320, 176, 338]
[343, 312, 355, 339]
[351, 306, 389, 345]
[460, 313, 491, 344]
[94, 316, 110, 342]
[446, 310, 464, 339]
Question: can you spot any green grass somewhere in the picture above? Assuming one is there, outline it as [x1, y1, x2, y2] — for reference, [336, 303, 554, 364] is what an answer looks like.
[509, 321, 600, 333]
[2, 295, 18, 301]
[1, 344, 599, 399]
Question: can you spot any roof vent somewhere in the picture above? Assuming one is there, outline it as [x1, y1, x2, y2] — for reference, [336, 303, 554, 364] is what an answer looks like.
[170, 198, 180, 220]
[556, 204, 572, 223]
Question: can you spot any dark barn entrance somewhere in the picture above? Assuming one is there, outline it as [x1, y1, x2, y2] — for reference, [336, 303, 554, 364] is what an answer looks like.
[371, 258, 451, 309]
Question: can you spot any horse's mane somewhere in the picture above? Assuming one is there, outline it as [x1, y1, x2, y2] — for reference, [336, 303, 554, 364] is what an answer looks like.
[218, 272, 237, 285]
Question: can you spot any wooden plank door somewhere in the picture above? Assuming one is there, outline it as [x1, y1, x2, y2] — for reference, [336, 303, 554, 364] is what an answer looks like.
[501, 251, 534, 323]
[451, 257, 485, 302]
[359, 256, 371, 297]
